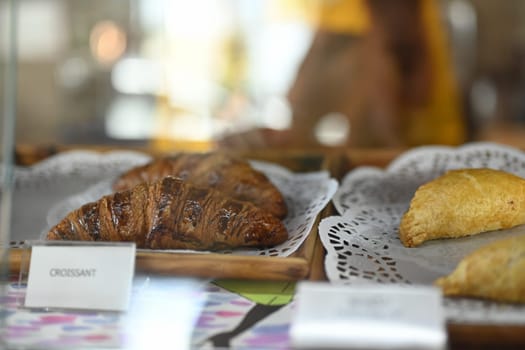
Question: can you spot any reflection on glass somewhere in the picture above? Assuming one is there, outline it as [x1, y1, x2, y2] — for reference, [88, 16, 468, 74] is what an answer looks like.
[122, 277, 206, 350]
[1, 0, 17, 276]
[1, 0, 18, 348]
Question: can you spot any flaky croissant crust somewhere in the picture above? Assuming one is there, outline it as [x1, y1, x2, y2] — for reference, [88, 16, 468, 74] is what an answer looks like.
[48, 176, 288, 250]
[113, 152, 288, 219]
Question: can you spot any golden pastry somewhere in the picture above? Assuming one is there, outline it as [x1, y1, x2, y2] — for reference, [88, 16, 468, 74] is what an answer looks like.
[435, 234, 525, 303]
[113, 152, 288, 219]
[47, 176, 288, 251]
[399, 168, 525, 247]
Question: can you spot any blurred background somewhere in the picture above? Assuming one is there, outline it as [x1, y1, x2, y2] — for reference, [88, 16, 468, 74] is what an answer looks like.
[1, 0, 525, 152]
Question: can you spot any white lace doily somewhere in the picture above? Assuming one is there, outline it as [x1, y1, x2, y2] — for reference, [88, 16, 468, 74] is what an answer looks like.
[41, 152, 338, 257]
[4, 150, 152, 245]
[319, 142, 525, 324]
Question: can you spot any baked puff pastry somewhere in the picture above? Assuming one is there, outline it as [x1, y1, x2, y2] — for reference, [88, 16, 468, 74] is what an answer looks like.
[399, 168, 525, 247]
[435, 234, 525, 303]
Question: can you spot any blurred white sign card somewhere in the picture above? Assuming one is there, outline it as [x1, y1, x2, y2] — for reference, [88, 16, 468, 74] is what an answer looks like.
[290, 282, 446, 350]
[24, 243, 136, 311]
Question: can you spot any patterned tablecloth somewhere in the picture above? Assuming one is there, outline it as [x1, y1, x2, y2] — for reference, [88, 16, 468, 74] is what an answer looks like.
[1, 276, 295, 349]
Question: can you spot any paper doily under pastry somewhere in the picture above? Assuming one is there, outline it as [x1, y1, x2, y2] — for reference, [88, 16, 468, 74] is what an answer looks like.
[319, 142, 525, 324]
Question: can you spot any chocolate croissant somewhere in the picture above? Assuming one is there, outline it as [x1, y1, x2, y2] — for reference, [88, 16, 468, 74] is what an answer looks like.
[113, 152, 288, 219]
[435, 234, 525, 303]
[399, 168, 525, 247]
[47, 176, 288, 250]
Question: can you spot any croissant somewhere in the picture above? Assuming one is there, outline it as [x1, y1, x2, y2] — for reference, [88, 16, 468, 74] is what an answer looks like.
[435, 234, 525, 303]
[399, 168, 525, 247]
[47, 176, 288, 250]
[113, 152, 288, 219]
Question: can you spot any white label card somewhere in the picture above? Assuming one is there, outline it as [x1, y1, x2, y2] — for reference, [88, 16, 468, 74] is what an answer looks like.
[25, 244, 136, 311]
[290, 282, 447, 350]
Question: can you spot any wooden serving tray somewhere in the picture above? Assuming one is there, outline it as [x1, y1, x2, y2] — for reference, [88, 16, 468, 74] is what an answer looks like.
[7, 147, 332, 281]
[7, 222, 326, 281]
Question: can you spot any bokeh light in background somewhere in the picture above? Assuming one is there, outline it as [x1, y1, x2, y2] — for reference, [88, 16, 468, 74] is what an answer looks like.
[8, 0, 525, 148]
[101, 0, 316, 149]
[90, 20, 127, 66]
[315, 113, 350, 147]
[111, 58, 161, 95]
[2, 0, 318, 148]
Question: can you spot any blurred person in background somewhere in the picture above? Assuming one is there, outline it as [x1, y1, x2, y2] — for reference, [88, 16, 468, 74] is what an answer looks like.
[217, 0, 467, 149]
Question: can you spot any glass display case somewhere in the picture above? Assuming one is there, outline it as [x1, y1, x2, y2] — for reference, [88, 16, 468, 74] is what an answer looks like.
[1, 0, 17, 273]
[2, 1, 525, 349]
